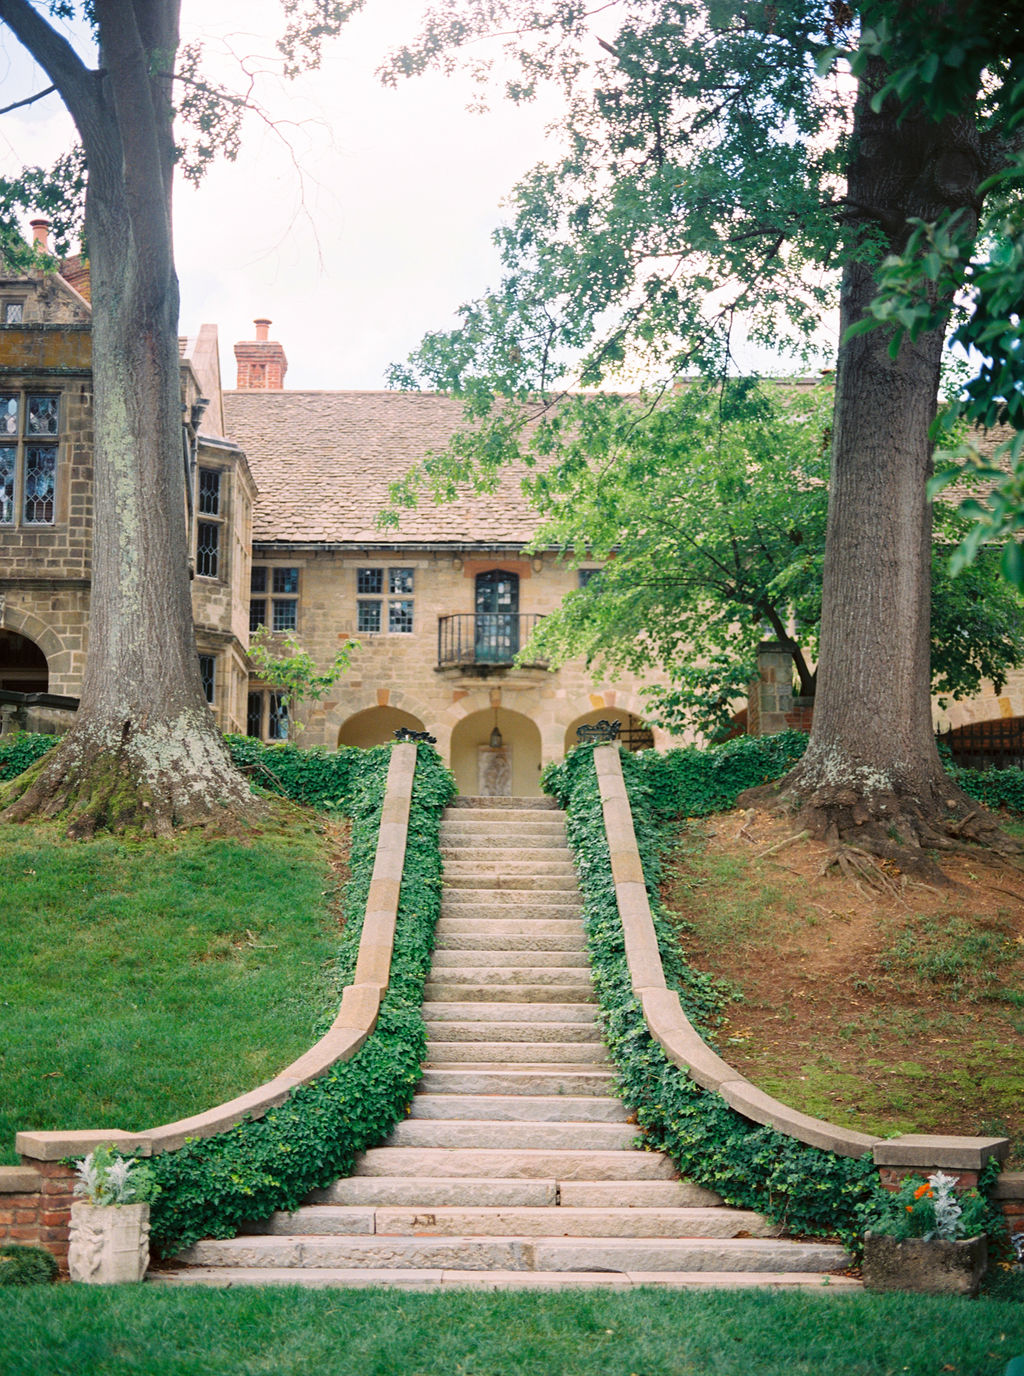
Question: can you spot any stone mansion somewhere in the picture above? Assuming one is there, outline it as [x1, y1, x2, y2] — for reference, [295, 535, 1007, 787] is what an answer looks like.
[4, 236, 1024, 791]
[1, 240, 676, 797]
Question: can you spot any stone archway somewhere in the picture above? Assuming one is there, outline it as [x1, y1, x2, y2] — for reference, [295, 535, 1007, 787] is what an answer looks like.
[0, 628, 49, 692]
[337, 706, 427, 750]
[450, 707, 542, 797]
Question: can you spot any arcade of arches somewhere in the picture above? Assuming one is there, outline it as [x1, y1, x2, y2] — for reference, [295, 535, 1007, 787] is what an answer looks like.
[337, 706, 426, 750]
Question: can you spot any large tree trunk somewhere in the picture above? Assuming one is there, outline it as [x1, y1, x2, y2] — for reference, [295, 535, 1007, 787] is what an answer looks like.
[0, 0, 257, 836]
[749, 44, 1012, 869]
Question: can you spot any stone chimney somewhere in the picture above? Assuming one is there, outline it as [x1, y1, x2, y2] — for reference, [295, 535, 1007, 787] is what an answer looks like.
[234, 317, 288, 389]
[29, 219, 50, 252]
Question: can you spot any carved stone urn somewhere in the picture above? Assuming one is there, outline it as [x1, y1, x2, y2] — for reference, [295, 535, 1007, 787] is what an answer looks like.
[862, 1232, 988, 1298]
[68, 1201, 150, 1284]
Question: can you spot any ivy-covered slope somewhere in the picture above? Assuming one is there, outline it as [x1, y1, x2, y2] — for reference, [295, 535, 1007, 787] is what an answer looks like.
[143, 741, 455, 1256]
[542, 742, 883, 1244]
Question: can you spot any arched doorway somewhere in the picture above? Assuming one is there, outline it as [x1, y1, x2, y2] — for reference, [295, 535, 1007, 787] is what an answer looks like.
[0, 628, 48, 692]
[564, 708, 654, 755]
[337, 706, 427, 750]
[451, 708, 542, 797]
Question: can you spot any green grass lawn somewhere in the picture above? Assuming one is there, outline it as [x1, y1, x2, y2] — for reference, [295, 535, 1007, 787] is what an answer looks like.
[0, 809, 344, 1163]
[0, 1284, 1022, 1376]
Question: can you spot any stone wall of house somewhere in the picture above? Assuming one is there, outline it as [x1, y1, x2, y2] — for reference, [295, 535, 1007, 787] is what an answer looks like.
[251, 546, 680, 794]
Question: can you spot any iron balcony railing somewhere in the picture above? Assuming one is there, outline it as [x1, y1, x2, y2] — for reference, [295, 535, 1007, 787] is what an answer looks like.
[437, 613, 547, 669]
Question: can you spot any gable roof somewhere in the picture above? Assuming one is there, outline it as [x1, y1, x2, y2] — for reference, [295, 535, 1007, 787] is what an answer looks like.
[221, 389, 542, 548]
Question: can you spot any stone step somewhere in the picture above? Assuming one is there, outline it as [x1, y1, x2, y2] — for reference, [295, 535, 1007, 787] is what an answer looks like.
[430, 949, 590, 968]
[425, 967, 592, 989]
[422, 1002, 596, 1024]
[434, 926, 586, 950]
[444, 874, 579, 892]
[425, 1042, 610, 1064]
[559, 1180, 725, 1208]
[416, 1069, 617, 1098]
[442, 857, 577, 875]
[246, 1205, 779, 1241]
[423, 1022, 602, 1045]
[446, 797, 559, 811]
[441, 833, 567, 849]
[408, 1094, 627, 1123]
[352, 1147, 675, 1181]
[309, 1177, 560, 1208]
[176, 1233, 850, 1275]
[309, 1175, 722, 1210]
[153, 1266, 861, 1291]
[385, 1120, 637, 1152]
[423, 985, 595, 1006]
[439, 902, 583, 921]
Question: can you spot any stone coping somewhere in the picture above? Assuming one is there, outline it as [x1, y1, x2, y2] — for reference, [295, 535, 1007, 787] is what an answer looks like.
[0, 1165, 43, 1193]
[592, 744, 1010, 1170]
[15, 743, 418, 1165]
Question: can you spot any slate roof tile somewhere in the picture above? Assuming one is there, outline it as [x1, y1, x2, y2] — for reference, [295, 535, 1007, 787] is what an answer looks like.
[222, 389, 541, 547]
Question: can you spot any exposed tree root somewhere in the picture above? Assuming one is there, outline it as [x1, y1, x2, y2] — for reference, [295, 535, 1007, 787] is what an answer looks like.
[738, 762, 1022, 884]
[0, 711, 264, 838]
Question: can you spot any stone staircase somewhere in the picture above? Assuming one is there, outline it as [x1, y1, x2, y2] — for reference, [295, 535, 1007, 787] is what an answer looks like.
[162, 796, 853, 1289]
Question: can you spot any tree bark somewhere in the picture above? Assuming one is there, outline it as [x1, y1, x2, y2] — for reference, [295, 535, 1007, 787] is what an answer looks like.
[747, 41, 1013, 868]
[0, 0, 258, 836]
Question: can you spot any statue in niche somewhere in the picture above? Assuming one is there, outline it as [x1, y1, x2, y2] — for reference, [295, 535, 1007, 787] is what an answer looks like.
[478, 745, 512, 796]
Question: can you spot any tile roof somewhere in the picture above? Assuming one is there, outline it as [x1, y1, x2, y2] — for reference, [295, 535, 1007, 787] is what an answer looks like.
[222, 389, 543, 547]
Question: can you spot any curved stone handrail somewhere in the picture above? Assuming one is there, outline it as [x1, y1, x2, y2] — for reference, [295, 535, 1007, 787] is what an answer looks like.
[593, 744, 1009, 1172]
[15, 741, 418, 1162]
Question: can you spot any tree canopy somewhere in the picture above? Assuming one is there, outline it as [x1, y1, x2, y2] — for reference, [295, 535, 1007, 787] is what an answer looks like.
[385, 0, 1024, 869]
[512, 379, 1024, 736]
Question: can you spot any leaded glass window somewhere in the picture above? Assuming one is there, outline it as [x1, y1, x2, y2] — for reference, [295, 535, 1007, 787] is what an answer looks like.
[198, 467, 221, 515]
[23, 446, 55, 523]
[3, 301, 24, 324]
[357, 567, 382, 594]
[388, 599, 414, 634]
[198, 654, 215, 704]
[268, 692, 289, 740]
[249, 599, 266, 633]
[247, 692, 263, 737]
[272, 597, 297, 632]
[273, 567, 299, 594]
[196, 521, 220, 578]
[357, 600, 381, 633]
[251, 566, 267, 593]
[0, 391, 59, 527]
[389, 568, 414, 595]
[0, 448, 14, 525]
[26, 395, 58, 436]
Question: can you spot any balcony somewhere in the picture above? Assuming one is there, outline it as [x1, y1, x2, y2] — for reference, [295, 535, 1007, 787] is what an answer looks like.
[437, 613, 548, 672]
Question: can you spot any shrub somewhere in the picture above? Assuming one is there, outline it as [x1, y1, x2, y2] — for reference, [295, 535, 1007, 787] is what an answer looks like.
[0, 1244, 58, 1286]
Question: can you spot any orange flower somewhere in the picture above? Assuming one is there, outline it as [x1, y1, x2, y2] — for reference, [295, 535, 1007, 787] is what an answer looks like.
[906, 1205, 914, 1212]
[913, 1184, 933, 1199]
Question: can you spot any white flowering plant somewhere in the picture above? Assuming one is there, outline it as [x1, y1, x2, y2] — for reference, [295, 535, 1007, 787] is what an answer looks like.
[866, 1171, 988, 1242]
[72, 1146, 157, 1206]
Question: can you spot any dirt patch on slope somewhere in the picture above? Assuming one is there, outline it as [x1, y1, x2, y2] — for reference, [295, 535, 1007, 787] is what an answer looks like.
[662, 809, 1024, 1164]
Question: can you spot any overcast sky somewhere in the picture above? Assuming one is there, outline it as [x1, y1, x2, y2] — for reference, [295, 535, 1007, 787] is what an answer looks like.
[1, 2, 559, 390]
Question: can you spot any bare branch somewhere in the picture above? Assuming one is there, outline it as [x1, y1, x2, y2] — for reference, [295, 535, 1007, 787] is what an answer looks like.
[0, 84, 57, 118]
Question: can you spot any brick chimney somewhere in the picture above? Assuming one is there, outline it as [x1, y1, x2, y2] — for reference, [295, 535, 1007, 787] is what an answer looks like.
[29, 219, 50, 251]
[234, 317, 288, 389]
